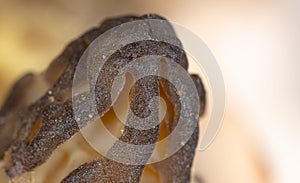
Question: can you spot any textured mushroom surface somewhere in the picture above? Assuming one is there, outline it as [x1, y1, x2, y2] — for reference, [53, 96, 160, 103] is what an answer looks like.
[0, 14, 206, 183]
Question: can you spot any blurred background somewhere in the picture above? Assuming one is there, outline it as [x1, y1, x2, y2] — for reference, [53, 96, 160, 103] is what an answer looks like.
[0, 0, 299, 183]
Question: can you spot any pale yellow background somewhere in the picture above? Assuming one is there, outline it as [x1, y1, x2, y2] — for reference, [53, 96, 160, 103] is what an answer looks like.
[0, 1, 299, 183]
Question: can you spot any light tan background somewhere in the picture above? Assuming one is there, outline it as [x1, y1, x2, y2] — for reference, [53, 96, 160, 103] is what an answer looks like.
[1, 0, 299, 183]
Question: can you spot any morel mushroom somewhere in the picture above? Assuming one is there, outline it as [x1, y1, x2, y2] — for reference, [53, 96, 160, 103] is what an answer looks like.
[0, 14, 206, 183]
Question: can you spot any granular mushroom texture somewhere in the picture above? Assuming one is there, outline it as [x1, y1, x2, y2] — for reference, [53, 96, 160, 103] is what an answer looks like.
[0, 14, 206, 183]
